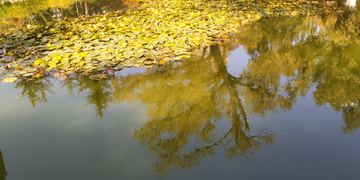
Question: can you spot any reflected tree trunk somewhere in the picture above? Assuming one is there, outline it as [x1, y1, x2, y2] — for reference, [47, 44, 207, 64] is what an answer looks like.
[84, 0, 88, 16]
[209, 45, 249, 131]
[127, 45, 276, 175]
[76, 0, 79, 16]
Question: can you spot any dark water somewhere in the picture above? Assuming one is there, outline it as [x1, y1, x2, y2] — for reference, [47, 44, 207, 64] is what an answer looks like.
[1, 1, 360, 180]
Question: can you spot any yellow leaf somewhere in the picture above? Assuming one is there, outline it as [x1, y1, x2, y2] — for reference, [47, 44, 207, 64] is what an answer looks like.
[78, 60, 85, 66]
[41, 60, 48, 67]
[61, 58, 69, 64]
[52, 56, 61, 63]
[76, 46, 82, 53]
[33, 74, 41, 78]
[79, 52, 87, 58]
[1, 77, 17, 84]
[194, 40, 199, 46]
[48, 62, 57, 68]
[158, 59, 165, 65]
[64, 53, 71, 58]
[33, 59, 42, 66]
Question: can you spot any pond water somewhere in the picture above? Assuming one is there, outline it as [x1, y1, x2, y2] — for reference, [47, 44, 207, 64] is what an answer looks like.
[1, 1, 360, 180]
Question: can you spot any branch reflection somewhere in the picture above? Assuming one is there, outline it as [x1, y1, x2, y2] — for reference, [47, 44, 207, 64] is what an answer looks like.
[14, 77, 54, 108]
[237, 12, 360, 133]
[60, 76, 114, 117]
[111, 44, 276, 175]
[8, 10, 360, 175]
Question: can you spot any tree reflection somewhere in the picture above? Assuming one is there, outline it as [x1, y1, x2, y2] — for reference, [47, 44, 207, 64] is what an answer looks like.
[7, 9, 360, 174]
[341, 105, 360, 134]
[12, 73, 114, 117]
[14, 77, 54, 108]
[0, 149, 7, 180]
[311, 11, 360, 134]
[60, 75, 114, 117]
[236, 16, 321, 115]
[237, 12, 360, 133]
[111, 44, 276, 175]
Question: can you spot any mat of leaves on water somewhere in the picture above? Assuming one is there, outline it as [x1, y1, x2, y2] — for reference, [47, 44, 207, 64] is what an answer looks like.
[0, 0, 338, 83]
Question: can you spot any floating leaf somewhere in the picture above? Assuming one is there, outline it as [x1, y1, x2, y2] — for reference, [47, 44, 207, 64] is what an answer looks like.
[1, 77, 17, 84]
[0, 0, 339, 82]
[89, 74, 108, 80]
[33, 59, 42, 66]
[158, 59, 165, 65]
[78, 60, 85, 66]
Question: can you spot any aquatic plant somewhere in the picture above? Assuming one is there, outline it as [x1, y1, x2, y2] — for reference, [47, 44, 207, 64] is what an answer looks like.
[0, 0, 338, 84]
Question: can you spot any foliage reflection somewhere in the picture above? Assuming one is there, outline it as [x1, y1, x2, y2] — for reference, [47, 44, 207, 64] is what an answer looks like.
[60, 76, 114, 117]
[237, 11, 360, 133]
[14, 77, 54, 107]
[111, 45, 276, 174]
[9, 10, 360, 174]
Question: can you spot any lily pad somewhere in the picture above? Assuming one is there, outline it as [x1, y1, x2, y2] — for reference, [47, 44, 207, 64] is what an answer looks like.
[1, 56, 13, 63]
[89, 74, 108, 80]
[0, 0, 338, 83]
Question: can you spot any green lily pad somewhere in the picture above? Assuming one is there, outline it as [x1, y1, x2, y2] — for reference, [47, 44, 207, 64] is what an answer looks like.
[1, 56, 13, 63]
[0, 0, 338, 82]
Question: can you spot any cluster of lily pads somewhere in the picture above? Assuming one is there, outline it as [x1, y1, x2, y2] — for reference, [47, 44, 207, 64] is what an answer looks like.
[0, 0, 338, 83]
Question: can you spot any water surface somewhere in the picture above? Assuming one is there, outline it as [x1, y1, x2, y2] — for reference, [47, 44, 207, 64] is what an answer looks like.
[1, 2, 360, 180]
